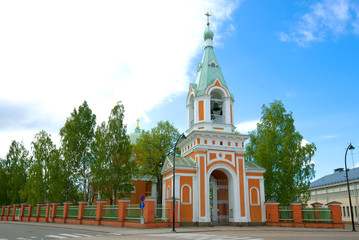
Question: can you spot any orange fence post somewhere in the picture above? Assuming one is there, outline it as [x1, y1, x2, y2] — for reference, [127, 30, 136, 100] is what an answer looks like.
[327, 201, 342, 224]
[290, 201, 303, 224]
[143, 197, 156, 223]
[78, 201, 87, 222]
[20, 203, 28, 221]
[63, 202, 72, 220]
[118, 198, 130, 222]
[12, 204, 19, 220]
[265, 201, 279, 222]
[45, 203, 52, 222]
[51, 203, 60, 223]
[96, 200, 107, 222]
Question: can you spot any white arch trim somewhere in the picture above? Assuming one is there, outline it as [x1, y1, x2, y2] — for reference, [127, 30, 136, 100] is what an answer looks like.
[181, 184, 192, 205]
[205, 163, 240, 222]
[249, 187, 260, 206]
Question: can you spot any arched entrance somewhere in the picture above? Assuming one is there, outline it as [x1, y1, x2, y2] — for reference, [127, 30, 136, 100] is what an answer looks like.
[209, 169, 229, 225]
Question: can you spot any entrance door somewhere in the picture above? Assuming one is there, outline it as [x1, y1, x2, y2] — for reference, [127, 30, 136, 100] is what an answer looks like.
[209, 170, 229, 225]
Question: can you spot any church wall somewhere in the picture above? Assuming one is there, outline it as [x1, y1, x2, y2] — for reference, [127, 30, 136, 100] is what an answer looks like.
[248, 178, 262, 222]
[180, 176, 193, 222]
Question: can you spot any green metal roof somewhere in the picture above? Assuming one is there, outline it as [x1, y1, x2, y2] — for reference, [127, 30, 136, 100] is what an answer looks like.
[245, 161, 265, 171]
[166, 156, 196, 168]
[190, 26, 234, 101]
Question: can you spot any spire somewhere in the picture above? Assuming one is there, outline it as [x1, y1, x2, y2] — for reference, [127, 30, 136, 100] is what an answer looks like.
[135, 118, 140, 133]
[190, 13, 233, 101]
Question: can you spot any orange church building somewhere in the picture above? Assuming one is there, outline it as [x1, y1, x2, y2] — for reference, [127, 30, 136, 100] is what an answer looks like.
[161, 19, 266, 225]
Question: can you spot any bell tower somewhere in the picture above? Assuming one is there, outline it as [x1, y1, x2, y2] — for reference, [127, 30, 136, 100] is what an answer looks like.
[187, 15, 235, 135]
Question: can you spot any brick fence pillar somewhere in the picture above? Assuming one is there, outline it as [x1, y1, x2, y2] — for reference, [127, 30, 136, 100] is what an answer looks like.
[36, 204, 44, 222]
[78, 201, 88, 223]
[28, 205, 33, 220]
[63, 202, 72, 220]
[327, 201, 342, 224]
[290, 201, 303, 223]
[0, 206, 4, 220]
[20, 203, 28, 221]
[12, 204, 19, 220]
[51, 203, 60, 223]
[96, 200, 107, 223]
[143, 197, 156, 223]
[265, 201, 279, 222]
[118, 198, 130, 222]
[45, 203, 52, 222]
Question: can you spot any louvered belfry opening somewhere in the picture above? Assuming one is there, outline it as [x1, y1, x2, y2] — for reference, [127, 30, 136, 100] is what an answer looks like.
[210, 170, 229, 225]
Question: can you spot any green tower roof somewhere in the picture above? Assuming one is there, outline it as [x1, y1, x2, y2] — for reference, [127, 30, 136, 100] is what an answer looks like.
[190, 26, 234, 101]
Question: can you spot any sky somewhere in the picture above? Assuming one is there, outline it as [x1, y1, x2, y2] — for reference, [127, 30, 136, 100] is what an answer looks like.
[0, 0, 358, 180]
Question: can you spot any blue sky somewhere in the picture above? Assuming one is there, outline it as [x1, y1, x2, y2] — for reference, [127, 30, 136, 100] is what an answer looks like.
[0, 0, 358, 180]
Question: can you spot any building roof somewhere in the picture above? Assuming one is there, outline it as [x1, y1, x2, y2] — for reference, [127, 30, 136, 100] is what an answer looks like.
[310, 167, 359, 189]
[189, 25, 234, 101]
[166, 156, 196, 168]
[245, 161, 265, 171]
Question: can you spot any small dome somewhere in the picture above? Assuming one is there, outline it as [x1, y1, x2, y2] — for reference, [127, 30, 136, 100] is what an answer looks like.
[203, 27, 214, 40]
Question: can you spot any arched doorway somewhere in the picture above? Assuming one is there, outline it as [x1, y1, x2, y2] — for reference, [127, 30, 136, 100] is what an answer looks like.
[209, 169, 229, 225]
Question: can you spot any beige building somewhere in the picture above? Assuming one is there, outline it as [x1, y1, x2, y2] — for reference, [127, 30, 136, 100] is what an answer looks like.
[308, 167, 359, 223]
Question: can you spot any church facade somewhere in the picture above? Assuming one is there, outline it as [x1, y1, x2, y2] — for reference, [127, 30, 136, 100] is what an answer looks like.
[161, 20, 266, 225]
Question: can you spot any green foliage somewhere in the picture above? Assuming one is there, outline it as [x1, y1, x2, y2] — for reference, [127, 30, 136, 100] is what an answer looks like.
[60, 100, 96, 201]
[133, 121, 180, 204]
[245, 100, 316, 205]
[21, 130, 66, 204]
[5, 141, 29, 204]
[0, 159, 9, 205]
[91, 102, 135, 204]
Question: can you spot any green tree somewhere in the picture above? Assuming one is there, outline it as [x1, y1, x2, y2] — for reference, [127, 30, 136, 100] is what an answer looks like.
[246, 100, 316, 205]
[133, 121, 180, 204]
[60, 100, 96, 201]
[5, 140, 29, 203]
[0, 159, 9, 205]
[91, 102, 135, 204]
[22, 130, 59, 204]
[47, 148, 67, 203]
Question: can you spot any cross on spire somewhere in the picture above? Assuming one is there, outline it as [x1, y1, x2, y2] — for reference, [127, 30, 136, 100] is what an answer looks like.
[205, 12, 211, 26]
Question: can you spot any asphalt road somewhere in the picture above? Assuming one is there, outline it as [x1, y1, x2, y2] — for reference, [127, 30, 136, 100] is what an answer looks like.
[1, 222, 358, 240]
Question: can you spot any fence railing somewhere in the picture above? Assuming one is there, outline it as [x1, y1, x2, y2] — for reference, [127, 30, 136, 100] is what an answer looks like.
[102, 205, 118, 220]
[24, 207, 29, 216]
[67, 206, 78, 218]
[126, 204, 141, 222]
[56, 206, 64, 218]
[279, 206, 292, 222]
[40, 208, 46, 217]
[31, 207, 37, 217]
[154, 205, 169, 222]
[302, 207, 332, 223]
[83, 206, 96, 219]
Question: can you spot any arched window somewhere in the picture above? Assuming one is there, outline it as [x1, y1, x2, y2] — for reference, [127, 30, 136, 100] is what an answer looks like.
[210, 90, 224, 124]
[188, 94, 194, 127]
[181, 185, 192, 204]
[167, 186, 171, 198]
[250, 187, 260, 205]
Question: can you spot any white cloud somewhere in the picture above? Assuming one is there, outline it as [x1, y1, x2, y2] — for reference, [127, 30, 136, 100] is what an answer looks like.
[279, 0, 359, 46]
[235, 119, 259, 134]
[0, 0, 240, 158]
[301, 139, 310, 147]
[321, 135, 339, 139]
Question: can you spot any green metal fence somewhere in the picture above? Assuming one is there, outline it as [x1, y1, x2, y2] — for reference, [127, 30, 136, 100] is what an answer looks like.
[67, 206, 78, 218]
[154, 205, 169, 222]
[56, 206, 64, 218]
[24, 207, 29, 216]
[31, 207, 37, 216]
[40, 207, 46, 217]
[83, 206, 96, 219]
[126, 204, 141, 222]
[279, 206, 292, 222]
[302, 207, 332, 223]
[102, 205, 118, 220]
[9, 207, 13, 216]
[4, 208, 8, 216]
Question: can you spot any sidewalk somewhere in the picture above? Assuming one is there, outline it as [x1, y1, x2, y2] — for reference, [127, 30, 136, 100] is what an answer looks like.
[1, 221, 355, 235]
